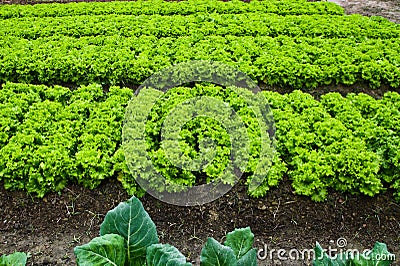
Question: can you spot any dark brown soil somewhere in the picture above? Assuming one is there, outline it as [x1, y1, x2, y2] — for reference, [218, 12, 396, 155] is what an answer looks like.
[1, 177, 400, 266]
[260, 82, 400, 100]
[0, 0, 399, 265]
[329, 0, 400, 24]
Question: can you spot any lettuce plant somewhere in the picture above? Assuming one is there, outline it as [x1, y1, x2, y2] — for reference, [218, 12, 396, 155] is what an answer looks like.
[1, 82, 399, 202]
[1, 34, 399, 89]
[0, 0, 344, 19]
[74, 196, 258, 266]
[0, 1, 398, 90]
[122, 83, 278, 201]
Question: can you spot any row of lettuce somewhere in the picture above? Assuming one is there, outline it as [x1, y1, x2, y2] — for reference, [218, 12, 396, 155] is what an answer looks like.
[2, 14, 398, 40]
[0, 83, 134, 197]
[0, 82, 398, 201]
[0, 0, 344, 18]
[1, 35, 399, 89]
[0, 0, 399, 90]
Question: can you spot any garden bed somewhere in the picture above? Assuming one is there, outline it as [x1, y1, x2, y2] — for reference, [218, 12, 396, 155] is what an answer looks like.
[1, 81, 399, 266]
[1, 177, 400, 265]
[0, 0, 399, 265]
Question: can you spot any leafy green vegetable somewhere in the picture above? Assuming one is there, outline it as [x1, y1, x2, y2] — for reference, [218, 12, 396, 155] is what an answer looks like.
[0, 0, 398, 90]
[5, 13, 397, 41]
[1, 34, 399, 89]
[74, 196, 396, 266]
[75, 195, 256, 265]
[75, 86, 133, 189]
[313, 242, 395, 266]
[237, 249, 257, 266]
[146, 244, 192, 266]
[224, 227, 254, 260]
[0, 82, 399, 201]
[200, 227, 257, 266]
[0, 0, 344, 19]
[313, 242, 346, 266]
[351, 242, 396, 266]
[200, 238, 238, 266]
[99, 196, 159, 266]
[0, 252, 28, 266]
[262, 90, 398, 201]
[74, 234, 126, 266]
[122, 83, 277, 202]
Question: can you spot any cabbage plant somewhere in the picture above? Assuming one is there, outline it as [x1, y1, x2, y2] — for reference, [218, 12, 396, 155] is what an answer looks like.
[74, 196, 258, 266]
[74, 195, 395, 266]
[0, 252, 28, 266]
